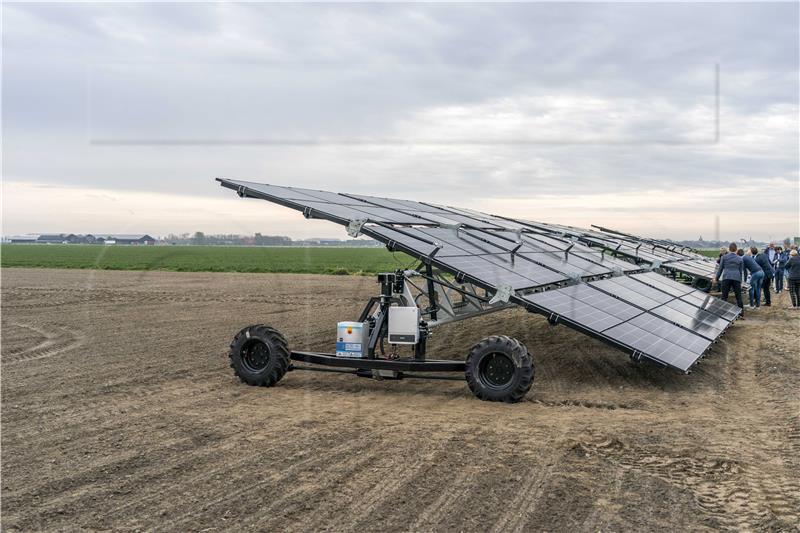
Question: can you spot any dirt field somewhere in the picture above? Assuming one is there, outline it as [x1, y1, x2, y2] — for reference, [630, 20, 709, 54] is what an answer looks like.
[2, 268, 798, 532]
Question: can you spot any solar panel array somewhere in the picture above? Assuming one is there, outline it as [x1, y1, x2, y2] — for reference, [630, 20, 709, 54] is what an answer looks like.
[218, 178, 740, 372]
[525, 222, 719, 282]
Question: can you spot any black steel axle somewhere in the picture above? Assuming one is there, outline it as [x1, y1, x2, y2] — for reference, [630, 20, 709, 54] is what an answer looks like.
[289, 351, 465, 372]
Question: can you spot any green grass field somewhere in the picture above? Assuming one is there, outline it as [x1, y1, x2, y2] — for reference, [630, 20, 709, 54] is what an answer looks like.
[697, 249, 719, 259]
[0, 244, 416, 275]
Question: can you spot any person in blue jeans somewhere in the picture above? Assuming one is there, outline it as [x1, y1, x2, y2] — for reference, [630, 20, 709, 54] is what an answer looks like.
[743, 248, 764, 308]
[714, 242, 744, 315]
[754, 247, 774, 306]
[775, 246, 787, 293]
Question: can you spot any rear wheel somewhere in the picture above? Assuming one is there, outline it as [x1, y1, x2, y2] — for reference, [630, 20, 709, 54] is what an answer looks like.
[465, 336, 533, 402]
[229, 325, 290, 387]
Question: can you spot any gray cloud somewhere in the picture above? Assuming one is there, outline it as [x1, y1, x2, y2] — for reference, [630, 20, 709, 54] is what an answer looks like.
[2, 2, 798, 240]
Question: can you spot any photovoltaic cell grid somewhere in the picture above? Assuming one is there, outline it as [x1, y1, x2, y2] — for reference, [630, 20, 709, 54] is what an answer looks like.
[663, 259, 718, 280]
[226, 180, 640, 289]
[218, 178, 740, 371]
[526, 271, 739, 370]
[535, 222, 718, 280]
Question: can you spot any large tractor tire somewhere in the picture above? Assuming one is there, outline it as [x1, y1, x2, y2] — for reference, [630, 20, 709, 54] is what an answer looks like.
[229, 325, 290, 387]
[465, 335, 534, 403]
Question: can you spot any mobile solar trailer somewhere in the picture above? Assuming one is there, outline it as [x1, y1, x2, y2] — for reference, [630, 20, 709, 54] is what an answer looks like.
[217, 178, 741, 402]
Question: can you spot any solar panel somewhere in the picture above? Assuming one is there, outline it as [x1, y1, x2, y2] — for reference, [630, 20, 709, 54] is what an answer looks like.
[218, 178, 739, 373]
[679, 290, 740, 321]
[589, 277, 670, 310]
[518, 252, 612, 277]
[664, 259, 718, 281]
[602, 321, 706, 371]
[438, 254, 562, 290]
[524, 284, 714, 371]
[648, 304, 724, 340]
[480, 254, 576, 286]
[632, 272, 695, 296]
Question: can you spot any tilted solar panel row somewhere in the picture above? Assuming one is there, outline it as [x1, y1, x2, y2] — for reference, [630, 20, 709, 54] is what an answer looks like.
[217, 178, 740, 372]
[524, 272, 736, 371]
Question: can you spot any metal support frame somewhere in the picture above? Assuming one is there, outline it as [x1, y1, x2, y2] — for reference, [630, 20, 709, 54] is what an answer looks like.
[283, 268, 513, 376]
[404, 266, 514, 327]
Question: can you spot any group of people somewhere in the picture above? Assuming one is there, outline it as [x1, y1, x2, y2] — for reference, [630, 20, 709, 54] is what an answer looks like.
[714, 242, 800, 316]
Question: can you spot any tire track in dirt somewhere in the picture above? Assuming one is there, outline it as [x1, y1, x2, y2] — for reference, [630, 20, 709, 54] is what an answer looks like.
[408, 468, 478, 531]
[488, 453, 562, 533]
[13, 422, 372, 530]
[2, 286, 338, 309]
[152, 426, 398, 530]
[91, 424, 376, 529]
[323, 429, 467, 532]
[1, 322, 84, 365]
[574, 435, 800, 530]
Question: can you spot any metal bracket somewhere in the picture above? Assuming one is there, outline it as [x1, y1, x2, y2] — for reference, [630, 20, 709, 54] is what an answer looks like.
[429, 243, 443, 259]
[488, 283, 513, 305]
[564, 243, 574, 261]
[634, 243, 641, 256]
[510, 242, 523, 266]
[303, 206, 313, 219]
[347, 218, 367, 238]
[237, 185, 247, 198]
[547, 313, 560, 325]
[630, 351, 644, 363]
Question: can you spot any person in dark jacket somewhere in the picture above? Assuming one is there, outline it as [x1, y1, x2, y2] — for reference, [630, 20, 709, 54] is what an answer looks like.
[743, 248, 764, 308]
[787, 249, 800, 308]
[714, 242, 744, 313]
[774, 246, 787, 293]
[754, 247, 774, 306]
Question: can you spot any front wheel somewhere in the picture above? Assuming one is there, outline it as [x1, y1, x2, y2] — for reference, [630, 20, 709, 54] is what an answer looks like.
[465, 336, 533, 403]
[229, 325, 290, 387]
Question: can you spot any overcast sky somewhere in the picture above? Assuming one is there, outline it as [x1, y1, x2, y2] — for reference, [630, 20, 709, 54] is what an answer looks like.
[3, 2, 798, 241]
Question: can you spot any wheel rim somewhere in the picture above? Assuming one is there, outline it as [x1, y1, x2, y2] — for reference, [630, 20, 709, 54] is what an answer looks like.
[241, 339, 271, 372]
[478, 352, 515, 388]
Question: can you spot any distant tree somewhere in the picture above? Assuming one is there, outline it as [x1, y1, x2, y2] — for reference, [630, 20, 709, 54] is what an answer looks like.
[192, 231, 205, 245]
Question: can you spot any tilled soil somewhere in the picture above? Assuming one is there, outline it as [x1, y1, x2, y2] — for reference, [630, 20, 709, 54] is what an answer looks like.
[1, 268, 798, 532]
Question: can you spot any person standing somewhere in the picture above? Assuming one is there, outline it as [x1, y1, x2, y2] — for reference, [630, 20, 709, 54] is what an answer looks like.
[786, 249, 800, 309]
[775, 246, 787, 293]
[754, 247, 774, 306]
[765, 242, 777, 264]
[714, 242, 745, 315]
[716, 246, 727, 266]
[743, 248, 764, 308]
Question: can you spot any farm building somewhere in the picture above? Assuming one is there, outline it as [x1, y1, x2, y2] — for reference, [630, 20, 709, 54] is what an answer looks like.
[8, 234, 40, 243]
[92, 234, 156, 245]
[7, 233, 156, 245]
[9, 233, 78, 244]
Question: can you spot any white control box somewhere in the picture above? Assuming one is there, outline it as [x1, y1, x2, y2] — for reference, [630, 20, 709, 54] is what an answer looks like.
[388, 306, 420, 344]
